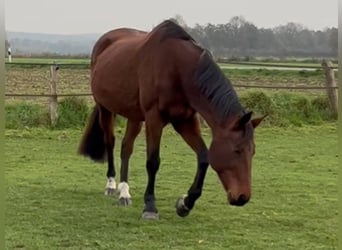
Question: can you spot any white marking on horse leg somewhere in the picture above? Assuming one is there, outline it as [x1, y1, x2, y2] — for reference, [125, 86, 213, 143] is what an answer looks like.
[118, 182, 131, 199]
[104, 177, 116, 195]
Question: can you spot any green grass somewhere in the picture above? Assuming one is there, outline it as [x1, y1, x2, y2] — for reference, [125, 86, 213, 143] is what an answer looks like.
[5, 124, 338, 249]
[4, 92, 334, 129]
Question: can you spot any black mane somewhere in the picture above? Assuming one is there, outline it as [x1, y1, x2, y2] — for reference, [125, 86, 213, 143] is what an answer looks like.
[153, 20, 244, 121]
[194, 51, 244, 120]
[153, 19, 196, 43]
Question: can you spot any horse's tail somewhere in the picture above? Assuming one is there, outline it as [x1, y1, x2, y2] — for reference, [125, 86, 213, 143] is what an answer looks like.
[78, 106, 106, 162]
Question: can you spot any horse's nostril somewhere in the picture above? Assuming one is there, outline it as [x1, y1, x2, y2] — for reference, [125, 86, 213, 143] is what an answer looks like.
[237, 194, 248, 206]
[230, 194, 249, 206]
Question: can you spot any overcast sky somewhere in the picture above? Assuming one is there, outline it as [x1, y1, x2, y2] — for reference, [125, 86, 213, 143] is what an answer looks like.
[5, 0, 338, 34]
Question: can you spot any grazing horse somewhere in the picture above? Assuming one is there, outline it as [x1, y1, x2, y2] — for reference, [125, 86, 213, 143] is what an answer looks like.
[78, 20, 265, 219]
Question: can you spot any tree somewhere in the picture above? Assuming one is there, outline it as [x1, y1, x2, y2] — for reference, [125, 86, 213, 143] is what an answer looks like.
[229, 16, 247, 29]
[273, 22, 305, 50]
[328, 28, 338, 56]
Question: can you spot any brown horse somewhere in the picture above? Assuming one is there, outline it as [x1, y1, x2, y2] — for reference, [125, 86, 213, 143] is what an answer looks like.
[78, 20, 265, 220]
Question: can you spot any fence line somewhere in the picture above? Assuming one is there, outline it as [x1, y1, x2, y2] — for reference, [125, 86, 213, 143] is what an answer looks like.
[5, 61, 338, 69]
[5, 62, 89, 67]
[220, 61, 338, 69]
[5, 61, 338, 126]
[4, 85, 339, 98]
[5, 93, 93, 97]
[234, 85, 338, 90]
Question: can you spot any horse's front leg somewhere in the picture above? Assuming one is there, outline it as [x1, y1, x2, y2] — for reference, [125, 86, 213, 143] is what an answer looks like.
[172, 115, 209, 217]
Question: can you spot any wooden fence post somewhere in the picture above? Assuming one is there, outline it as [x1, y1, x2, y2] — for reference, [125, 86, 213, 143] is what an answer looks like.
[49, 63, 59, 126]
[321, 60, 338, 118]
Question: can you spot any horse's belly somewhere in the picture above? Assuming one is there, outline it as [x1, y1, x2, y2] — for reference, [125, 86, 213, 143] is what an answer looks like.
[161, 103, 195, 122]
[156, 88, 195, 122]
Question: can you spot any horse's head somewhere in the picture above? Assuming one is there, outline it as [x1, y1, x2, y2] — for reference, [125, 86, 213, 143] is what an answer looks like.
[208, 112, 265, 206]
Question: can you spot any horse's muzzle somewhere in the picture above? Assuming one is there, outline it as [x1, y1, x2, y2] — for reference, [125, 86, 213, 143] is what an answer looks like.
[228, 193, 249, 206]
[217, 171, 251, 207]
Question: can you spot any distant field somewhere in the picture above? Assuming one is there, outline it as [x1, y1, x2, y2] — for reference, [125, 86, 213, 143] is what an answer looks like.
[5, 124, 338, 249]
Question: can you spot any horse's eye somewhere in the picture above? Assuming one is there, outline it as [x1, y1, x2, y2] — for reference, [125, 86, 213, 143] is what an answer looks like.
[235, 149, 242, 155]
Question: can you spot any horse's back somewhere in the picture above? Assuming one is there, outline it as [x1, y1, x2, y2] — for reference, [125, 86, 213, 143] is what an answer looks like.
[91, 28, 146, 67]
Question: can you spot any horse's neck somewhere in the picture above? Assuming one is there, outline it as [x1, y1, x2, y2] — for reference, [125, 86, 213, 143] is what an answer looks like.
[188, 92, 242, 134]
[187, 94, 223, 129]
[196, 107, 219, 130]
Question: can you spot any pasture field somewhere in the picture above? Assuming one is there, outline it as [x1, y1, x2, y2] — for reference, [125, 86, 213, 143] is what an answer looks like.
[5, 124, 338, 249]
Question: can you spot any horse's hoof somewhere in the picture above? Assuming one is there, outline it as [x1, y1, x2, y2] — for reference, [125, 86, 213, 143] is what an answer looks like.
[118, 197, 132, 206]
[141, 211, 159, 220]
[104, 188, 116, 196]
[176, 196, 190, 217]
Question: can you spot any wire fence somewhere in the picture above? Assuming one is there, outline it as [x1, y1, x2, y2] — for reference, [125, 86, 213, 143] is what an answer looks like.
[4, 85, 338, 98]
[5, 61, 338, 124]
[5, 93, 93, 97]
[219, 61, 339, 70]
[5, 61, 338, 69]
[4, 63, 338, 96]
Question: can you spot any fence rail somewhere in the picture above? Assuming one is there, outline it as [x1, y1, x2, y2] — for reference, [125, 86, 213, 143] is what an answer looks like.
[234, 85, 338, 90]
[5, 93, 93, 97]
[5, 60, 339, 125]
[5, 62, 90, 69]
[220, 61, 338, 69]
[5, 61, 338, 69]
[4, 85, 339, 98]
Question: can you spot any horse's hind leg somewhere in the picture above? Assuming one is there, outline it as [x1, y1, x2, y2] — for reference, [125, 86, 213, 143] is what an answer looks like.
[98, 106, 117, 196]
[142, 110, 165, 220]
[117, 120, 142, 206]
[172, 115, 209, 217]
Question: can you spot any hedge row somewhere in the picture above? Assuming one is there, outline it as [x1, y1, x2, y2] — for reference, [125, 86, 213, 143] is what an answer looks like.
[5, 91, 335, 129]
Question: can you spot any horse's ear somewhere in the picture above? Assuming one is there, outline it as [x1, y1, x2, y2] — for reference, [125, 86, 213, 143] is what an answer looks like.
[239, 111, 253, 126]
[251, 114, 268, 128]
